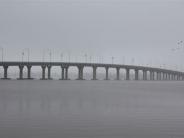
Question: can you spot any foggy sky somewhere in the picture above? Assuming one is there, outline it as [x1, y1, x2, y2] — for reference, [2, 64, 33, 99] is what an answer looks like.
[0, 0, 184, 70]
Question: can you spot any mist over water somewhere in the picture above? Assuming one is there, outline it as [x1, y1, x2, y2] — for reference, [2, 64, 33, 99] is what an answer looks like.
[0, 80, 184, 138]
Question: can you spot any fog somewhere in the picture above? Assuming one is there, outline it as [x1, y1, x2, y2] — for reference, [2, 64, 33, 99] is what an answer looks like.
[0, 0, 184, 70]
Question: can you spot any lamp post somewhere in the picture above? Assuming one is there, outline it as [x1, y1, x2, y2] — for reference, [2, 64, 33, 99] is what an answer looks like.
[42, 49, 45, 63]
[24, 48, 30, 62]
[21, 51, 24, 62]
[49, 50, 52, 63]
[112, 56, 114, 64]
[0, 47, 3, 62]
[68, 52, 71, 62]
[84, 54, 87, 63]
[60, 53, 63, 62]
[90, 56, 92, 63]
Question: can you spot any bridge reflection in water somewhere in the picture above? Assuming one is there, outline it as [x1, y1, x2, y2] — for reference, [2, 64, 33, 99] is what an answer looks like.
[0, 62, 184, 81]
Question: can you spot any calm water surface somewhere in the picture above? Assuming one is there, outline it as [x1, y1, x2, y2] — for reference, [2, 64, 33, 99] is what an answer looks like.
[0, 80, 184, 138]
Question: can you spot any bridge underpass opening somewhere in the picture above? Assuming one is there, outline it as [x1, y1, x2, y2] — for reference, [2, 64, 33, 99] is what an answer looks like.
[51, 66, 60, 80]
[108, 68, 116, 80]
[120, 68, 126, 80]
[31, 66, 42, 79]
[83, 67, 93, 80]
[129, 69, 135, 80]
[96, 67, 105, 80]
[139, 70, 143, 80]
[0, 66, 3, 78]
[147, 71, 151, 80]
[68, 66, 78, 80]
[8, 66, 19, 79]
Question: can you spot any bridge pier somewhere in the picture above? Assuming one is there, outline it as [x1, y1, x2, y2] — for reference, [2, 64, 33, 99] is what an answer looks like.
[156, 72, 159, 80]
[77, 66, 84, 80]
[165, 73, 168, 80]
[105, 67, 109, 80]
[92, 66, 97, 80]
[27, 65, 32, 79]
[60, 66, 65, 80]
[177, 75, 180, 81]
[169, 74, 172, 81]
[143, 70, 147, 80]
[135, 69, 139, 80]
[116, 67, 120, 80]
[41, 65, 46, 80]
[163, 73, 166, 80]
[47, 65, 52, 80]
[65, 66, 69, 80]
[126, 68, 130, 80]
[18, 65, 24, 80]
[2, 65, 9, 79]
[150, 71, 154, 80]
[172, 74, 175, 80]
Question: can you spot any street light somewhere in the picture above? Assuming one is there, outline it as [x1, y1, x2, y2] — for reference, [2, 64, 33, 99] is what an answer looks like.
[84, 54, 87, 63]
[89, 56, 92, 63]
[60, 53, 63, 62]
[111, 56, 114, 64]
[42, 49, 46, 62]
[21, 51, 24, 62]
[49, 49, 52, 63]
[24, 48, 30, 62]
[0, 47, 3, 62]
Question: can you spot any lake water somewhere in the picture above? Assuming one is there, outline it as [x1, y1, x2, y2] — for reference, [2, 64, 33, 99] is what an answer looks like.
[0, 80, 184, 138]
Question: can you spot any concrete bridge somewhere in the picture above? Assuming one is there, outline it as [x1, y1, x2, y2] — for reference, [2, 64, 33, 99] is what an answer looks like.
[0, 62, 184, 81]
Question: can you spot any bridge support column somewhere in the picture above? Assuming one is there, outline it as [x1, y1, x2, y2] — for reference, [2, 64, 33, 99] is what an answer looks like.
[173, 74, 176, 80]
[41, 65, 46, 80]
[65, 66, 69, 80]
[169, 74, 171, 80]
[126, 68, 130, 80]
[135, 69, 139, 80]
[18, 65, 24, 80]
[163, 73, 166, 80]
[105, 67, 109, 80]
[116, 67, 120, 80]
[47, 65, 52, 80]
[177, 75, 180, 81]
[92, 66, 97, 80]
[60, 67, 65, 80]
[78, 66, 84, 80]
[150, 71, 154, 80]
[170, 74, 173, 80]
[2, 65, 9, 79]
[143, 70, 147, 80]
[166, 73, 169, 80]
[27, 65, 32, 79]
[182, 75, 184, 81]
[156, 72, 159, 80]
[165, 73, 168, 80]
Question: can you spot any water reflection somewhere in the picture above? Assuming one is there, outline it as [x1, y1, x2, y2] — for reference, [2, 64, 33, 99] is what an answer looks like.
[1, 81, 184, 138]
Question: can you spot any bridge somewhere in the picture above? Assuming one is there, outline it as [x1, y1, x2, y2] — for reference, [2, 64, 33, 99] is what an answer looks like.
[0, 61, 184, 81]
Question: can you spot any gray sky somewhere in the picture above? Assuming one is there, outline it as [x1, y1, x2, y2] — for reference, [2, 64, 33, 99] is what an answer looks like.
[0, 0, 184, 70]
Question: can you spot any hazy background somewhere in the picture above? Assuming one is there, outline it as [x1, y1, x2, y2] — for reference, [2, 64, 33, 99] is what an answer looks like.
[0, 0, 184, 70]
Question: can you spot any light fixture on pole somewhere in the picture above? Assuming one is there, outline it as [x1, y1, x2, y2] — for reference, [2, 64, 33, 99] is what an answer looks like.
[90, 56, 92, 63]
[0, 47, 3, 62]
[112, 56, 114, 64]
[24, 48, 30, 62]
[84, 54, 87, 63]
[60, 53, 63, 62]
[49, 49, 52, 63]
[42, 49, 45, 63]
[21, 51, 24, 62]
